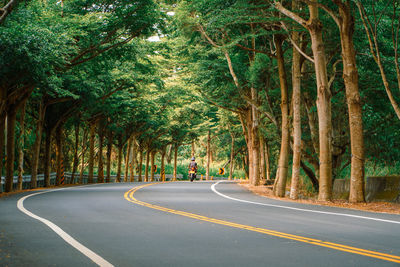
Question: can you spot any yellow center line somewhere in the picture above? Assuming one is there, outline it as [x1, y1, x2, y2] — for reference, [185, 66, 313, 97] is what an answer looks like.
[124, 182, 400, 264]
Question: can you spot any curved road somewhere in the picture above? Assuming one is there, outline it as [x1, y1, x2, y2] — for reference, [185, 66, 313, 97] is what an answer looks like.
[1, 181, 399, 266]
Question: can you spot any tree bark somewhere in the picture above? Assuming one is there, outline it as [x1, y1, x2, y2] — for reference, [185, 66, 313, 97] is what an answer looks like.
[106, 132, 113, 183]
[290, 5, 302, 200]
[150, 150, 156, 182]
[138, 149, 143, 182]
[191, 141, 195, 157]
[116, 144, 123, 183]
[97, 123, 104, 183]
[259, 135, 265, 183]
[88, 121, 96, 184]
[5, 109, 16, 192]
[79, 128, 88, 184]
[229, 133, 235, 180]
[124, 136, 132, 182]
[145, 149, 150, 182]
[44, 128, 52, 187]
[166, 144, 173, 164]
[161, 147, 166, 182]
[265, 140, 271, 181]
[71, 123, 80, 184]
[173, 145, 178, 181]
[206, 131, 211, 180]
[336, 1, 365, 203]
[274, 35, 290, 197]
[55, 125, 64, 186]
[30, 101, 46, 189]
[130, 138, 136, 182]
[241, 111, 252, 181]
[304, 92, 320, 157]
[17, 100, 27, 190]
[309, 4, 333, 201]
[0, 115, 4, 193]
[250, 88, 260, 186]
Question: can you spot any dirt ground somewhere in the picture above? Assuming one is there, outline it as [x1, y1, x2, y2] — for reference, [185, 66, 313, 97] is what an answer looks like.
[239, 182, 400, 215]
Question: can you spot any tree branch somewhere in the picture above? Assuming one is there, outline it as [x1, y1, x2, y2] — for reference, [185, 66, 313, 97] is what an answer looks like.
[197, 24, 221, 48]
[300, 0, 341, 27]
[235, 43, 273, 57]
[274, 1, 308, 29]
[200, 92, 243, 115]
[0, 0, 18, 24]
[280, 21, 314, 63]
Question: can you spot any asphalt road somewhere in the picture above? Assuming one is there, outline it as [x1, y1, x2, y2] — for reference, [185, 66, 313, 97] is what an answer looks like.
[1, 181, 400, 267]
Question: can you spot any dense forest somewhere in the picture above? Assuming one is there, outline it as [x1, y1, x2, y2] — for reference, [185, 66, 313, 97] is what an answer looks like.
[1, 0, 400, 203]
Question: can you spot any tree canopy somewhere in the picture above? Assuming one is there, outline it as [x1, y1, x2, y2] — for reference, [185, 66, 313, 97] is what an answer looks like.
[2, 0, 400, 204]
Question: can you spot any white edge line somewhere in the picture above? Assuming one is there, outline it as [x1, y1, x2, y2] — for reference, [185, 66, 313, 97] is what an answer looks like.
[17, 186, 114, 267]
[211, 181, 400, 225]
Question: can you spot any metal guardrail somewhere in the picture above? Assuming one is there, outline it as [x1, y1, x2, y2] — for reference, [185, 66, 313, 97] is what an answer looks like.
[0, 172, 232, 192]
[0, 172, 185, 192]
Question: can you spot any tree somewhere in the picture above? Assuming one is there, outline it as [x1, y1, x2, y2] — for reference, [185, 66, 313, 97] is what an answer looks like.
[275, 0, 334, 201]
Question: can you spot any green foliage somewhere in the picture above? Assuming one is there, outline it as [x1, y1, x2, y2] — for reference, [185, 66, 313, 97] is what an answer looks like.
[5, 0, 400, 195]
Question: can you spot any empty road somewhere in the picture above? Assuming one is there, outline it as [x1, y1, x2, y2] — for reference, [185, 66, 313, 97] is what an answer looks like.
[1, 181, 399, 266]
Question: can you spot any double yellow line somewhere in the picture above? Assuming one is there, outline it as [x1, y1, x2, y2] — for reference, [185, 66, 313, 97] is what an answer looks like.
[124, 183, 400, 264]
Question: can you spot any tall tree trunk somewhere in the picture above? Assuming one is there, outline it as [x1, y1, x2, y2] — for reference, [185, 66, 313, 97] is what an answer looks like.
[5, 109, 16, 192]
[130, 139, 136, 182]
[106, 132, 113, 183]
[303, 92, 321, 184]
[336, 1, 365, 203]
[265, 140, 271, 181]
[17, 100, 27, 190]
[0, 87, 5, 193]
[304, 92, 320, 158]
[116, 144, 123, 182]
[290, 9, 302, 199]
[97, 124, 104, 183]
[160, 147, 166, 182]
[173, 145, 178, 181]
[241, 110, 253, 182]
[274, 35, 290, 197]
[206, 131, 211, 180]
[88, 121, 96, 184]
[0, 115, 4, 193]
[309, 4, 333, 201]
[242, 153, 248, 179]
[71, 123, 80, 184]
[145, 149, 150, 182]
[250, 88, 260, 186]
[138, 149, 143, 182]
[124, 136, 132, 182]
[191, 141, 195, 157]
[44, 128, 52, 187]
[31, 101, 46, 189]
[166, 144, 173, 164]
[150, 150, 156, 182]
[229, 133, 235, 180]
[55, 125, 64, 186]
[79, 128, 88, 184]
[259, 135, 265, 183]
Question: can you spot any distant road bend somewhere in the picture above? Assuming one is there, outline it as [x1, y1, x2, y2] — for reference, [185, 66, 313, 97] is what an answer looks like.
[1, 181, 399, 266]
